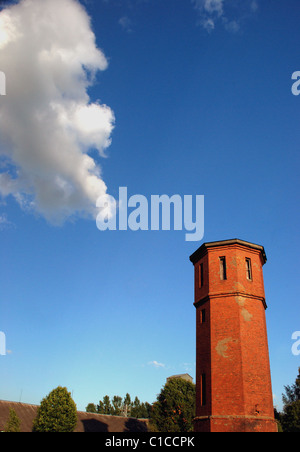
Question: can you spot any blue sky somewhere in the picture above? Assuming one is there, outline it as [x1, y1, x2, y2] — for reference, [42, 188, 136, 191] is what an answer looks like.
[0, 0, 299, 412]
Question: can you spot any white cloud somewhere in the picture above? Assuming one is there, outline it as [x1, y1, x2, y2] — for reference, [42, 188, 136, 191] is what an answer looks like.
[119, 16, 133, 33]
[192, 0, 258, 33]
[0, 212, 13, 230]
[204, 0, 224, 17]
[223, 18, 240, 33]
[0, 0, 115, 224]
[251, 1, 258, 12]
[182, 362, 194, 373]
[192, 0, 224, 19]
[0, 213, 7, 224]
[148, 360, 165, 369]
[202, 17, 215, 33]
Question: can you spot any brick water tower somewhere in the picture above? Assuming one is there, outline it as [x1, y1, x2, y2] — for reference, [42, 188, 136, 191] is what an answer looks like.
[190, 239, 277, 432]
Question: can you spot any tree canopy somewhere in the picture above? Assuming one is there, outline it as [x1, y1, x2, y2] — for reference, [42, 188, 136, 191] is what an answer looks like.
[4, 408, 21, 432]
[150, 378, 196, 432]
[87, 393, 151, 419]
[280, 367, 300, 432]
[33, 386, 77, 432]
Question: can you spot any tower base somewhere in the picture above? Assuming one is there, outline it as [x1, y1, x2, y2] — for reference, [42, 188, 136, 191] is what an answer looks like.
[194, 415, 278, 433]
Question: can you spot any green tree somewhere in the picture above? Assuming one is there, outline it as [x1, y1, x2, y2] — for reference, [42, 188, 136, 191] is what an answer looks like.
[97, 400, 104, 414]
[281, 368, 300, 432]
[32, 386, 77, 432]
[131, 396, 142, 418]
[281, 402, 300, 432]
[144, 402, 152, 419]
[4, 408, 21, 432]
[274, 408, 283, 432]
[123, 393, 132, 417]
[94, 393, 151, 418]
[97, 395, 112, 415]
[131, 398, 151, 419]
[112, 395, 123, 416]
[139, 402, 151, 419]
[85, 403, 97, 413]
[282, 367, 300, 406]
[150, 378, 196, 432]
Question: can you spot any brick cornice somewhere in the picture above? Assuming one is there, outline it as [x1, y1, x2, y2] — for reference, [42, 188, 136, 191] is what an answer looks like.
[194, 291, 267, 310]
[190, 238, 267, 266]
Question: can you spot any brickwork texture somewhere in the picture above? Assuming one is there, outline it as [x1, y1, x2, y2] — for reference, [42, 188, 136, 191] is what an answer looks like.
[190, 239, 277, 433]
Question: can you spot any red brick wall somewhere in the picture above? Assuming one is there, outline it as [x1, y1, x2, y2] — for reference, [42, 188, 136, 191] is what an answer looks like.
[192, 241, 277, 432]
[194, 417, 278, 432]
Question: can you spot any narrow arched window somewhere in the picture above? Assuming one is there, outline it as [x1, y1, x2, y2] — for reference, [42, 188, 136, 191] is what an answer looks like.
[246, 258, 252, 281]
[219, 256, 227, 280]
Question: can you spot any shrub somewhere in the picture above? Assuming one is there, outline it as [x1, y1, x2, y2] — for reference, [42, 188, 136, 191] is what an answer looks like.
[33, 386, 77, 432]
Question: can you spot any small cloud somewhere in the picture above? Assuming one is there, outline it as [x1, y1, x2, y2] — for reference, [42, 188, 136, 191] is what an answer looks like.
[0, 213, 7, 224]
[203, 0, 224, 17]
[192, 0, 224, 22]
[192, 0, 258, 33]
[223, 18, 240, 33]
[0, 213, 14, 230]
[202, 17, 215, 33]
[119, 16, 133, 33]
[250, 0, 258, 12]
[182, 362, 194, 373]
[148, 360, 165, 369]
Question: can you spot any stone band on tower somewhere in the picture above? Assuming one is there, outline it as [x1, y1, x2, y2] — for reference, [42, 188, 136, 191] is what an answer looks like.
[190, 239, 277, 433]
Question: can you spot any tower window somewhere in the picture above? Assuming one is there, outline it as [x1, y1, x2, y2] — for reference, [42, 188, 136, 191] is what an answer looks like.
[199, 263, 204, 288]
[246, 258, 252, 280]
[219, 257, 227, 280]
[200, 374, 206, 406]
[200, 309, 206, 324]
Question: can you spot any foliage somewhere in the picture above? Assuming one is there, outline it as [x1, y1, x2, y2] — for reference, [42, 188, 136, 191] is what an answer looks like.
[123, 393, 132, 417]
[32, 386, 77, 432]
[85, 403, 97, 413]
[90, 393, 151, 418]
[150, 378, 196, 432]
[131, 396, 151, 419]
[97, 395, 113, 415]
[282, 367, 300, 406]
[281, 401, 300, 433]
[274, 408, 283, 432]
[281, 368, 300, 433]
[112, 395, 123, 416]
[4, 408, 21, 432]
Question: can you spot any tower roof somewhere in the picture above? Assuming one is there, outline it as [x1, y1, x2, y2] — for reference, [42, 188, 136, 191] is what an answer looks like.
[189, 238, 267, 265]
